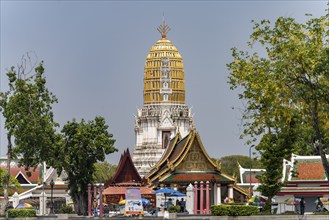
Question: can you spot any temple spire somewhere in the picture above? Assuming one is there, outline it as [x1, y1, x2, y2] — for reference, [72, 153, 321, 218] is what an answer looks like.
[157, 14, 171, 39]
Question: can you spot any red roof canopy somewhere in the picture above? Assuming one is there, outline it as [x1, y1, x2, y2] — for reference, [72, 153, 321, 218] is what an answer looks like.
[103, 186, 154, 195]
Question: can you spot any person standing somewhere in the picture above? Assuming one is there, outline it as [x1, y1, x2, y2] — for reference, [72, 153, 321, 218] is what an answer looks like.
[316, 197, 323, 212]
[167, 198, 173, 209]
[93, 198, 98, 217]
[180, 198, 185, 213]
[300, 197, 305, 215]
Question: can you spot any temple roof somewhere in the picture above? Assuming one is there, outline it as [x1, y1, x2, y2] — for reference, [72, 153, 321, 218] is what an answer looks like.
[105, 149, 143, 187]
[147, 130, 234, 185]
[0, 159, 41, 185]
[282, 154, 329, 182]
[238, 163, 265, 184]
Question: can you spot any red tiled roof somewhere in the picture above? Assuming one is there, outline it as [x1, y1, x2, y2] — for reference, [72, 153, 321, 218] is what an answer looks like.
[103, 186, 154, 195]
[297, 162, 324, 180]
[243, 174, 262, 184]
[0, 164, 40, 184]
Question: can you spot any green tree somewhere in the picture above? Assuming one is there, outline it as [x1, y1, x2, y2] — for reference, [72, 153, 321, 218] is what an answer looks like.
[0, 168, 20, 195]
[0, 57, 58, 214]
[93, 161, 117, 183]
[219, 155, 263, 182]
[55, 117, 117, 215]
[228, 12, 329, 210]
[256, 116, 304, 210]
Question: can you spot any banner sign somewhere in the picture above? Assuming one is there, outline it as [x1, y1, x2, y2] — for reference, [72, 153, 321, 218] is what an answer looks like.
[125, 188, 144, 215]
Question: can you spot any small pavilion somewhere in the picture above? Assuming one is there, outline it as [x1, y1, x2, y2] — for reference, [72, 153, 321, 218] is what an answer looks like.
[276, 154, 329, 213]
[103, 149, 155, 206]
[0, 158, 69, 214]
[146, 130, 248, 213]
[238, 163, 265, 196]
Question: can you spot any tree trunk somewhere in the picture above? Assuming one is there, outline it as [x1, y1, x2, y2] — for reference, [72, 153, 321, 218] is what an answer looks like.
[82, 193, 87, 216]
[0, 134, 12, 216]
[312, 100, 329, 183]
[318, 143, 329, 183]
[73, 190, 87, 216]
[264, 195, 273, 213]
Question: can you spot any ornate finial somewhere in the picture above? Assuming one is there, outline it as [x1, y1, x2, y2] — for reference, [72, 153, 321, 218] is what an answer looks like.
[157, 13, 171, 39]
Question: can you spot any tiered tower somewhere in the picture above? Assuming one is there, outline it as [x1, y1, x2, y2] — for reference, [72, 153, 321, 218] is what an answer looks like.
[132, 19, 194, 177]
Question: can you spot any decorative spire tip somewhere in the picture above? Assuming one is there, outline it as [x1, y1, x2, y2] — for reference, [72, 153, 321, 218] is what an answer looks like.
[157, 14, 171, 39]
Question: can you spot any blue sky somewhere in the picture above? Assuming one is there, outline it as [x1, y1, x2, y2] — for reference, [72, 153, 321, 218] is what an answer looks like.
[1, 1, 327, 164]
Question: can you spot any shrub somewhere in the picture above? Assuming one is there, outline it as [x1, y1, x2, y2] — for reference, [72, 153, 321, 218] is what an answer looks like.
[168, 205, 181, 213]
[280, 211, 296, 215]
[211, 204, 259, 216]
[313, 211, 329, 215]
[258, 209, 274, 215]
[58, 204, 74, 214]
[7, 208, 36, 218]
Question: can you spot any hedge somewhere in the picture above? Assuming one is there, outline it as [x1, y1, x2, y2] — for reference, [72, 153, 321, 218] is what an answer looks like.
[58, 204, 74, 214]
[168, 205, 181, 213]
[211, 204, 259, 216]
[313, 211, 329, 215]
[7, 208, 37, 218]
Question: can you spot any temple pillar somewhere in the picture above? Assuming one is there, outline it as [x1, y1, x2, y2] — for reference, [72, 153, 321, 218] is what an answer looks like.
[99, 184, 103, 217]
[213, 184, 217, 205]
[194, 181, 198, 214]
[228, 184, 233, 201]
[39, 191, 47, 215]
[205, 181, 210, 214]
[93, 185, 97, 200]
[200, 181, 204, 214]
[93, 185, 97, 216]
[216, 184, 221, 205]
[12, 192, 19, 210]
[186, 184, 194, 214]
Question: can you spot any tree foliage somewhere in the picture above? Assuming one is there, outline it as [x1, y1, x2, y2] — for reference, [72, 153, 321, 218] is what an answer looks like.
[93, 161, 117, 183]
[0, 61, 59, 167]
[0, 57, 58, 214]
[1, 56, 118, 216]
[219, 155, 263, 182]
[0, 168, 20, 193]
[228, 12, 329, 209]
[54, 117, 117, 215]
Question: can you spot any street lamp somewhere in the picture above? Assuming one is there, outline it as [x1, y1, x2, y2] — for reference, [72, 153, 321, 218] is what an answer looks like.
[42, 182, 46, 215]
[249, 145, 255, 198]
[50, 179, 54, 215]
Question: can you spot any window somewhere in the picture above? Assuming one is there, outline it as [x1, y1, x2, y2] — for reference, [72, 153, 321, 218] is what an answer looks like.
[162, 131, 171, 149]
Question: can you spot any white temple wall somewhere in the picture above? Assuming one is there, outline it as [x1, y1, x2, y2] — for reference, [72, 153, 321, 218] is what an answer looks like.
[136, 129, 142, 146]
[133, 104, 194, 177]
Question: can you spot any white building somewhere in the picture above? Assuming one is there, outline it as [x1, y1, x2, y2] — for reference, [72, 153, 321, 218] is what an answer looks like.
[132, 19, 194, 177]
[0, 158, 70, 215]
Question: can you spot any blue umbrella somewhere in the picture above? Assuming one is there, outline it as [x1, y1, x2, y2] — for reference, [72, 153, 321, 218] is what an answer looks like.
[169, 192, 186, 197]
[141, 198, 150, 205]
[154, 188, 178, 194]
[154, 188, 179, 208]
